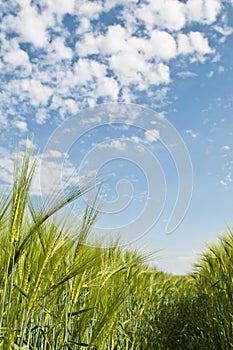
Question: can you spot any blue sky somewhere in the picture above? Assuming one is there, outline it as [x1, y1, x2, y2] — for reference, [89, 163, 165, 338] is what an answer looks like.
[1, 0, 233, 274]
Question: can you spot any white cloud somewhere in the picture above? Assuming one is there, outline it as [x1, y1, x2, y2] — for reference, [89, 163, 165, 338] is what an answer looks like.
[131, 136, 141, 144]
[36, 108, 48, 125]
[12, 1, 49, 48]
[90, 135, 146, 158]
[121, 87, 132, 103]
[4, 45, 30, 68]
[1, 36, 32, 75]
[63, 99, 79, 114]
[97, 139, 127, 151]
[189, 32, 212, 54]
[104, 0, 137, 12]
[149, 63, 170, 85]
[147, 30, 177, 60]
[20, 79, 52, 106]
[221, 145, 231, 150]
[0, 112, 8, 129]
[0, 0, 228, 132]
[76, 1, 102, 19]
[144, 129, 160, 143]
[220, 179, 227, 187]
[12, 120, 28, 132]
[76, 33, 101, 57]
[176, 71, 198, 79]
[43, 149, 65, 159]
[212, 53, 221, 62]
[100, 25, 129, 55]
[96, 77, 119, 100]
[48, 37, 73, 61]
[186, 129, 198, 138]
[137, 0, 186, 31]
[73, 59, 107, 84]
[76, 17, 91, 35]
[218, 65, 225, 73]
[178, 31, 212, 60]
[206, 71, 214, 78]
[109, 51, 146, 86]
[214, 25, 233, 36]
[186, 0, 222, 25]
[47, 0, 75, 16]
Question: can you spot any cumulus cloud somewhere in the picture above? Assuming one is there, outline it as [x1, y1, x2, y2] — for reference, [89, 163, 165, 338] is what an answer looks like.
[20, 79, 52, 106]
[8, 0, 49, 48]
[48, 37, 73, 61]
[146, 30, 177, 60]
[35, 108, 48, 125]
[73, 59, 107, 84]
[12, 120, 28, 132]
[186, 0, 221, 25]
[4, 44, 30, 68]
[0, 0, 228, 133]
[46, 0, 76, 16]
[136, 0, 186, 31]
[178, 31, 212, 58]
[96, 77, 119, 100]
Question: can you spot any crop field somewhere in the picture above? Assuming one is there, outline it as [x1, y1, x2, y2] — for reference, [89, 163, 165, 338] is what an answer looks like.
[1, 149, 233, 349]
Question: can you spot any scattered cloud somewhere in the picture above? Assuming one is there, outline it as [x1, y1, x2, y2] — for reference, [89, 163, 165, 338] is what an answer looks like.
[214, 25, 233, 36]
[0, 112, 8, 129]
[186, 0, 222, 25]
[136, 0, 186, 31]
[212, 52, 221, 62]
[219, 172, 233, 187]
[144, 129, 160, 143]
[35, 108, 48, 125]
[186, 129, 198, 139]
[97, 139, 128, 151]
[176, 70, 198, 79]
[177, 31, 212, 60]
[221, 145, 231, 150]
[0, 0, 227, 130]
[218, 65, 225, 73]
[12, 120, 28, 133]
[0, 0, 232, 205]
[219, 179, 227, 186]
[206, 70, 214, 78]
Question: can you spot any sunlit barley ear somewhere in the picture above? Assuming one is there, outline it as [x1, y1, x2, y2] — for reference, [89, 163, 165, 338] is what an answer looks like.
[0, 145, 101, 345]
[9, 145, 36, 244]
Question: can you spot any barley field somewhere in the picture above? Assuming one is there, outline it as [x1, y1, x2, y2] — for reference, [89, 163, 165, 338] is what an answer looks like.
[1, 149, 233, 349]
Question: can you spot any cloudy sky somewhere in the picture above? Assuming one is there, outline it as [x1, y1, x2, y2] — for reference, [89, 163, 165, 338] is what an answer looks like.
[1, 0, 233, 274]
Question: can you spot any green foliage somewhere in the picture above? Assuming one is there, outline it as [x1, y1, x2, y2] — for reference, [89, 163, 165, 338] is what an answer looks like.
[1, 148, 233, 349]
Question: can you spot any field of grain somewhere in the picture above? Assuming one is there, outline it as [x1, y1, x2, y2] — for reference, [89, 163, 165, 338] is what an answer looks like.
[1, 150, 233, 349]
